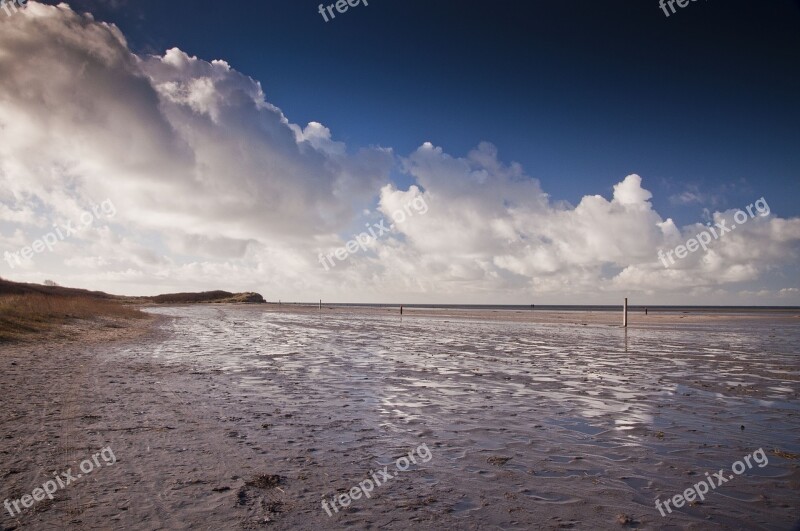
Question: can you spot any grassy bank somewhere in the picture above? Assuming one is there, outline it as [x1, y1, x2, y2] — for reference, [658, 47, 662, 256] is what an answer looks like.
[0, 278, 265, 342]
[0, 293, 144, 342]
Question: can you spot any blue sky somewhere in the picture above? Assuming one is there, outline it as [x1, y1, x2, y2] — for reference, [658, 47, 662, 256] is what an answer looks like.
[55, 0, 800, 224]
[1, 1, 798, 303]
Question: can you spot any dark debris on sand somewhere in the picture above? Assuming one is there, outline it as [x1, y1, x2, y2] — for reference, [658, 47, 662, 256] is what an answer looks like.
[245, 474, 286, 489]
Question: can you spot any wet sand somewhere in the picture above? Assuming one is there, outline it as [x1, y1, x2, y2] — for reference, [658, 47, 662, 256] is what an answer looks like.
[1, 306, 799, 529]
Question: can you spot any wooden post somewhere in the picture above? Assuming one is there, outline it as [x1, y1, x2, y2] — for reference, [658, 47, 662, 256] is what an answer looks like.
[623, 297, 628, 328]
[319, 299, 322, 310]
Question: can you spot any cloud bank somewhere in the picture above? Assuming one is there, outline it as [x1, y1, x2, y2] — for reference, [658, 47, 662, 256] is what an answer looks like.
[0, 3, 798, 304]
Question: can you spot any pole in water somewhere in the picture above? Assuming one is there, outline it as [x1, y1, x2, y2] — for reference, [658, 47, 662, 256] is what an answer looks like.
[623, 297, 628, 328]
[319, 299, 322, 310]
[400, 305, 403, 315]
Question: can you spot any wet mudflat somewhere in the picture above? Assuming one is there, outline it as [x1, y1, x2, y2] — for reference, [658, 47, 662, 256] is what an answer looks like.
[1, 306, 798, 529]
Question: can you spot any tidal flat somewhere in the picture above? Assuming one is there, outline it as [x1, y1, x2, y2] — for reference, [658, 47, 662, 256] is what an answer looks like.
[1, 305, 798, 529]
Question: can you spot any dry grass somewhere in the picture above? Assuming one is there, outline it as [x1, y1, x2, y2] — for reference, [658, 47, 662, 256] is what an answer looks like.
[0, 293, 144, 342]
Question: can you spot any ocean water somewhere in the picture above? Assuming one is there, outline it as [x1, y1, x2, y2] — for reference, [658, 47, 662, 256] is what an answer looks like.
[281, 303, 800, 313]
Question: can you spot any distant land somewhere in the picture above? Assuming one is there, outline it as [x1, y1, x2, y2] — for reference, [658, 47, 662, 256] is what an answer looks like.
[0, 278, 266, 304]
[148, 290, 266, 304]
[0, 278, 265, 342]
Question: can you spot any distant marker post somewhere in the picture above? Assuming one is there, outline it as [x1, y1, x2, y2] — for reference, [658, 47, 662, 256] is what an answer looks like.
[623, 297, 628, 328]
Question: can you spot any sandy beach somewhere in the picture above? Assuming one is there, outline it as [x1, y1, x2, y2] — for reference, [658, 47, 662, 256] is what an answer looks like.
[1, 306, 798, 530]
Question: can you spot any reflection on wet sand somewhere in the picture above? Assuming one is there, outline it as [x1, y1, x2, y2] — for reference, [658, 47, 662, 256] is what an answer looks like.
[128, 305, 799, 528]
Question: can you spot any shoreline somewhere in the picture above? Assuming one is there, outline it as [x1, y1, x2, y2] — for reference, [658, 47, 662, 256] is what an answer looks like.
[259, 302, 800, 312]
[252, 303, 800, 328]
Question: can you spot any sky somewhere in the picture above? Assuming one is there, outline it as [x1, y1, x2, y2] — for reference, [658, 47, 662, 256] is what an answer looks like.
[0, 0, 798, 304]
